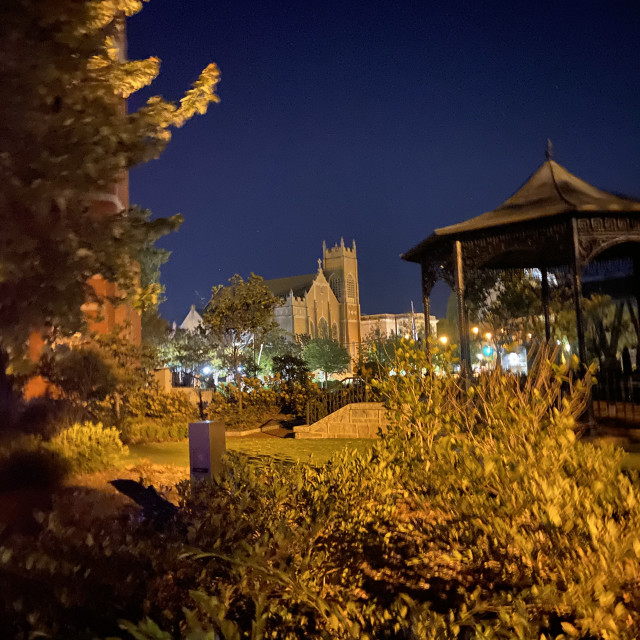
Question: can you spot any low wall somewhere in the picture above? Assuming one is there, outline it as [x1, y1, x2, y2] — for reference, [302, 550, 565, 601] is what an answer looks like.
[294, 402, 388, 439]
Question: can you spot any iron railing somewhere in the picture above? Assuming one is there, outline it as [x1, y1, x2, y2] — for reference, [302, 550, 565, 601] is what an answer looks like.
[305, 378, 369, 424]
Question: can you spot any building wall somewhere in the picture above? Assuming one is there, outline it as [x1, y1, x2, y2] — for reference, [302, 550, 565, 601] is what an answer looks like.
[361, 312, 437, 341]
[304, 269, 341, 339]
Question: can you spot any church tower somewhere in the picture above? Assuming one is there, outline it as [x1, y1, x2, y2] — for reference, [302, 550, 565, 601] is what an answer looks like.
[323, 238, 361, 363]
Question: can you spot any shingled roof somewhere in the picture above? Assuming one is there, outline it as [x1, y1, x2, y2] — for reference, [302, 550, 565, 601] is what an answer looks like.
[263, 273, 317, 298]
[403, 160, 640, 262]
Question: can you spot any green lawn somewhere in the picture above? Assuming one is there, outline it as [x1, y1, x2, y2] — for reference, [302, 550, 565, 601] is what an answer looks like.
[127, 437, 640, 471]
[128, 437, 375, 467]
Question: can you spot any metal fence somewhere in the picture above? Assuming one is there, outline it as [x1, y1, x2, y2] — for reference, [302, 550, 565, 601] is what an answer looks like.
[592, 373, 640, 422]
[305, 379, 369, 424]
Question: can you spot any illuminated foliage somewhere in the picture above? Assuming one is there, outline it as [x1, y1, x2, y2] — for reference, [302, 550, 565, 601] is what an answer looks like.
[0, 0, 220, 360]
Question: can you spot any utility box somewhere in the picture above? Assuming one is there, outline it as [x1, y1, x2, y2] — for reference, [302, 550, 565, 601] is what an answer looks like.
[189, 421, 226, 480]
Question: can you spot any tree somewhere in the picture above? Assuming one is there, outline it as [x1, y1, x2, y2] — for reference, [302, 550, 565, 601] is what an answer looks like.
[203, 274, 278, 405]
[128, 206, 175, 347]
[303, 337, 351, 382]
[158, 327, 219, 384]
[359, 329, 402, 377]
[0, 1, 220, 363]
[272, 354, 309, 386]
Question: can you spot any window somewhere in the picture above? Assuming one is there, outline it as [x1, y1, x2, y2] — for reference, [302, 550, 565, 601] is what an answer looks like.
[318, 317, 329, 338]
[329, 274, 343, 301]
[309, 320, 315, 338]
[346, 274, 356, 301]
[332, 322, 339, 340]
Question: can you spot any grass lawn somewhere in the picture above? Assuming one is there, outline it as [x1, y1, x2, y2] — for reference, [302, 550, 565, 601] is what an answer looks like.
[127, 437, 640, 471]
[128, 437, 375, 467]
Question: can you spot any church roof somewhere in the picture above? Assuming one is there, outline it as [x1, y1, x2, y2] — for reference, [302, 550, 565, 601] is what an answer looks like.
[403, 159, 640, 262]
[263, 273, 317, 298]
[180, 305, 204, 332]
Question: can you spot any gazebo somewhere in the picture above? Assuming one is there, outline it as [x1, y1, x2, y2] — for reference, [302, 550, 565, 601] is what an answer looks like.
[401, 155, 640, 374]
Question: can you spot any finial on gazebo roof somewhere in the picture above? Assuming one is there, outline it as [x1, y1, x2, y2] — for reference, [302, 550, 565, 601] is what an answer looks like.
[545, 138, 554, 161]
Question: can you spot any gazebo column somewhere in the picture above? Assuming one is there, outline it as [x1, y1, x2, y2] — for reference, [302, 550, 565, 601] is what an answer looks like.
[454, 240, 471, 374]
[541, 266, 551, 342]
[633, 256, 640, 369]
[571, 219, 587, 365]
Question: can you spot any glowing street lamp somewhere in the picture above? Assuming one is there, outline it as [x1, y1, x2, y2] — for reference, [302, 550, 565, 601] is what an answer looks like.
[485, 332, 492, 341]
[439, 336, 448, 345]
[472, 326, 479, 336]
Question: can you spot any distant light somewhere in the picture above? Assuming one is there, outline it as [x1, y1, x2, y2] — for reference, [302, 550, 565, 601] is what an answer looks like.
[439, 336, 448, 344]
[404, 334, 410, 339]
[483, 345, 493, 357]
[527, 333, 532, 340]
[472, 326, 479, 335]
[564, 343, 571, 352]
[485, 332, 492, 340]
[202, 366, 212, 375]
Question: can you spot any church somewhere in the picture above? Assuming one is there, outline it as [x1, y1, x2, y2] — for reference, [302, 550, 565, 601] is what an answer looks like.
[180, 238, 363, 361]
[262, 239, 362, 361]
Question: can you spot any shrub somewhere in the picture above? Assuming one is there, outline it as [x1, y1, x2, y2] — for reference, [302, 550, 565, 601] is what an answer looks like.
[40, 347, 119, 403]
[4, 344, 640, 639]
[120, 417, 188, 444]
[206, 378, 281, 430]
[126, 388, 199, 423]
[0, 435, 69, 491]
[47, 422, 128, 474]
[14, 397, 89, 439]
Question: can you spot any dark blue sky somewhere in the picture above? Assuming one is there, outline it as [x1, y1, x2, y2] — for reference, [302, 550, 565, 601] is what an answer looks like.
[127, 0, 640, 323]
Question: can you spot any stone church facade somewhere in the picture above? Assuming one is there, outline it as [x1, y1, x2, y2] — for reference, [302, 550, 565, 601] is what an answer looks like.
[263, 239, 362, 361]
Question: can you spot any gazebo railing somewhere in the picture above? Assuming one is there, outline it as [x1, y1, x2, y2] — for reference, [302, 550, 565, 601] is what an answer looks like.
[592, 372, 640, 422]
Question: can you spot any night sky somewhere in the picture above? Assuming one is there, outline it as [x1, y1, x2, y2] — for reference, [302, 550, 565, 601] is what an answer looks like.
[127, 0, 640, 324]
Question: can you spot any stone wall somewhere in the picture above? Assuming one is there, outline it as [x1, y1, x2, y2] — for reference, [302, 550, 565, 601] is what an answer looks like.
[294, 402, 388, 439]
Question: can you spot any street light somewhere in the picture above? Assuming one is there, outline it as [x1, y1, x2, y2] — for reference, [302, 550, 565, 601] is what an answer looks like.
[485, 332, 492, 340]
[439, 336, 448, 344]
[472, 326, 479, 336]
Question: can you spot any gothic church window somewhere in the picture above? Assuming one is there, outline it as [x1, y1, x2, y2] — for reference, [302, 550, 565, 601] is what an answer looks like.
[309, 320, 315, 338]
[346, 274, 356, 301]
[332, 322, 339, 340]
[318, 317, 329, 338]
[329, 274, 343, 301]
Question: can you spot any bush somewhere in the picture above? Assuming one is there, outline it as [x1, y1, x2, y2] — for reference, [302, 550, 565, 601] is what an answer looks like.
[47, 422, 128, 474]
[0, 436, 69, 491]
[120, 417, 188, 444]
[3, 344, 640, 639]
[40, 347, 119, 403]
[14, 397, 89, 439]
[126, 388, 199, 423]
[206, 378, 281, 430]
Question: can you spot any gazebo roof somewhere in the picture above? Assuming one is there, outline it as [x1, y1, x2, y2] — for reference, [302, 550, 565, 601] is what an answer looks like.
[403, 159, 640, 263]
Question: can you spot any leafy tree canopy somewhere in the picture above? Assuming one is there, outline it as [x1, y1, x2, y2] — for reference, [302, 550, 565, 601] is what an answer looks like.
[158, 327, 219, 377]
[203, 274, 279, 387]
[0, 0, 220, 361]
[303, 337, 351, 382]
